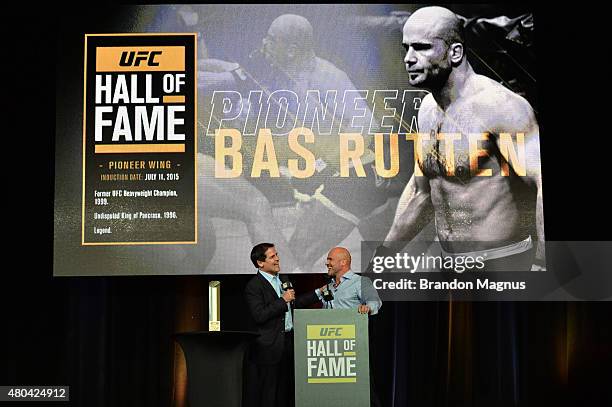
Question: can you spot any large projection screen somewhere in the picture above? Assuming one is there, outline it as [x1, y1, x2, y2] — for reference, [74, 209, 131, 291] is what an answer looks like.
[55, 4, 543, 276]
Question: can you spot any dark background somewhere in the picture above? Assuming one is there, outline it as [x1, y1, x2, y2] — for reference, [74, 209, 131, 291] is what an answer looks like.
[2, 4, 611, 407]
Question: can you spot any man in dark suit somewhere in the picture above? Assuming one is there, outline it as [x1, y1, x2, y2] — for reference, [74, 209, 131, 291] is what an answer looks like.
[244, 242, 319, 407]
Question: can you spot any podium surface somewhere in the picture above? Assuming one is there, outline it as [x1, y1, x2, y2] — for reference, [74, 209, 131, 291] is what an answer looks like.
[293, 309, 370, 407]
[174, 330, 257, 407]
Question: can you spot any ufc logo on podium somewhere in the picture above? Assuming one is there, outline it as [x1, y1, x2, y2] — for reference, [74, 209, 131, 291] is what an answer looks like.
[119, 50, 162, 67]
[319, 327, 343, 337]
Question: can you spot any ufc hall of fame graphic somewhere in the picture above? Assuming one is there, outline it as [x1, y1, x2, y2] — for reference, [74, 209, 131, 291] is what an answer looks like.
[82, 34, 197, 245]
[55, 5, 552, 281]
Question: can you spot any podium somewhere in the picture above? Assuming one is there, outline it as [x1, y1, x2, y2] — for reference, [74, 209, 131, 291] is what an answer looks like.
[174, 331, 257, 407]
[293, 309, 370, 407]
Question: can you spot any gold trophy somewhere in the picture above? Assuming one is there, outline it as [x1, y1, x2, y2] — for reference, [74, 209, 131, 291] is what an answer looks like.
[208, 281, 221, 331]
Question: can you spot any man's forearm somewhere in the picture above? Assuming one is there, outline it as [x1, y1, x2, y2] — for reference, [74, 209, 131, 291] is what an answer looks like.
[294, 290, 319, 308]
[383, 188, 433, 250]
[366, 300, 381, 315]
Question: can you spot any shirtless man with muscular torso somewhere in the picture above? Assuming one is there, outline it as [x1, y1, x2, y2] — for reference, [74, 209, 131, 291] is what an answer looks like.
[381, 6, 544, 270]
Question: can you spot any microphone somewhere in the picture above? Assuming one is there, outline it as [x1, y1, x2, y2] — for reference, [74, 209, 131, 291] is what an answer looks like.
[320, 278, 334, 304]
[281, 280, 294, 307]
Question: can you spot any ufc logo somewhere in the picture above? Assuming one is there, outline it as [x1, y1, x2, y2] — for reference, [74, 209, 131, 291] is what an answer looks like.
[119, 50, 162, 67]
[319, 327, 343, 337]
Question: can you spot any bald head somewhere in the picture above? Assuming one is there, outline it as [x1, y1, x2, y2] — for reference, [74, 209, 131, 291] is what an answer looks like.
[268, 14, 314, 51]
[326, 247, 352, 279]
[262, 14, 315, 70]
[330, 247, 351, 263]
[401, 6, 465, 90]
[404, 6, 464, 46]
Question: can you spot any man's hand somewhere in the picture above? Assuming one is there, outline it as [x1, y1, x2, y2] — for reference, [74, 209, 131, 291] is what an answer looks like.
[282, 289, 295, 303]
[358, 304, 371, 314]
